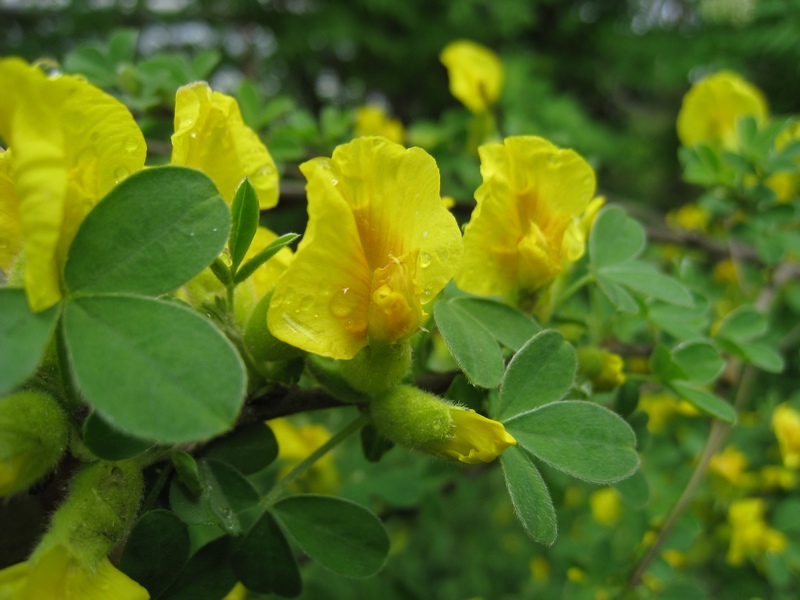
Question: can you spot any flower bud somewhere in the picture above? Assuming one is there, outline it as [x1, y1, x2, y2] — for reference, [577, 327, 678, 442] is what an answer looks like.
[577, 347, 626, 392]
[0, 390, 68, 497]
[370, 385, 515, 464]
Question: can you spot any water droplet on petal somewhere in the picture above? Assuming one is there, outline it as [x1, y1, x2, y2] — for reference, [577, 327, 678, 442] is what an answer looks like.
[189, 132, 197, 139]
[124, 138, 138, 153]
[439, 249, 450, 263]
[256, 165, 274, 177]
[420, 289, 433, 302]
[180, 118, 194, 128]
[420, 252, 432, 268]
[114, 167, 129, 183]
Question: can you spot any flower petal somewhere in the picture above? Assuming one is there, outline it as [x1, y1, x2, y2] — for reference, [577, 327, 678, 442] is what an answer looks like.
[0, 58, 146, 310]
[268, 158, 371, 359]
[172, 82, 278, 209]
[0, 149, 22, 272]
[440, 40, 504, 114]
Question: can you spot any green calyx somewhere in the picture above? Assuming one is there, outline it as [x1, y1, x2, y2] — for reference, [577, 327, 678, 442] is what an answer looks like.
[369, 385, 452, 449]
[0, 390, 68, 497]
[339, 342, 412, 396]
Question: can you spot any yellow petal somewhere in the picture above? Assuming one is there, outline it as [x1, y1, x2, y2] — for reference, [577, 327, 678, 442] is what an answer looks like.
[172, 82, 278, 209]
[428, 407, 516, 464]
[268, 158, 372, 359]
[440, 40, 504, 114]
[0, 149, 22, 272]
[0, 58, 146, 311]
[677, 70, 768, 150]
[269, 137, 462, 358]
[6, 547, 149, 600]
[234, 226, 294, 323]
[457, 136, 595, 295]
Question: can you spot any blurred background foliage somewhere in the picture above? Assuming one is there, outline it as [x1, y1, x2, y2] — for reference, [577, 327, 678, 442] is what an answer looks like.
[3, 0, 799, 215]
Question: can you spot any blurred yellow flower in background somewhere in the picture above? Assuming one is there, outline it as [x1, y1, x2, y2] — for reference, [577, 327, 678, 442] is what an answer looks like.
[268, 136, 462, 359]
[589, 487, 622, 526]
[456, 136, 596, 299]
[440, 40, 503, 114]
[765, 122, 800, 203]
[270, 418, 339, 494]
[638, 391, 700, 433]
[172, 81, 279, 209]
[354, 105, 404, 144]
[771, 402, 800, 469]
[0, 57, 146, 311]
[676, 70, 767, 151]
[666, 203, 711, 232]
[726, 498, 786, 566]
[709, 444, 754, 488]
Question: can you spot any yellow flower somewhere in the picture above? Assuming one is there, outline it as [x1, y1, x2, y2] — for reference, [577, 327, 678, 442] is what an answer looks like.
[712, 258, 738, 285]
[638, 391, 700, 433]
[529, 556, 550, 583]
[0, 149, 22, 275]
[579, 196, 605, 240]
[760, 465, 797, 490]
[171, 82, 279, 209]
[354, 105, 404, 145]
[440, 40, 504, 114]
[0, 57, 147, 311]
[222, 582, 248, 600]
[268, 136, 463, 359]
[426, 407, 516, 464]
[676, 70, 768, 151]
[589, 487, 622, 526]
[456, 136, 596, 297]
[666, 203, 710, 232]
[727, 498, 786, 566]
[578, 347, 626, 392]
[269, 418, 339, 494]
[771, 403, 800, 469]
[0, 544, 149, 600]
[709, 444, 753, 487]
[765, 122, 800, 203]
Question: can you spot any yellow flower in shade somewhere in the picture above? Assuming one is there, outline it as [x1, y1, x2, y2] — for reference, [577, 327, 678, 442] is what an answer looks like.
[760, 465, 797, 490]
[676, 70, 768, 151]
[578, 347, 626, 392]
[726, 498, 787, 566]
[666, 203, 710, 232]
[0, 57, 146, 311]
[772, 403, 800, 469]
[354, 105, 404, 145]
[171, 82, 279, 209]
[638, 391, 700, 433]
[0, 545, 149, 600]
[427, 407, 517, 464]
[589, 487, 622, 526]
[269, 418, 339, 494]
[456, 136, 596, 298]
[765, 122, 800, 203]
[268, 136, 463, 359]
[529, 556, 550, 583]
[440, 40, 504, 114]
[712, 258, 738, 285]
[222, 582, 248, 600]
[709, 444, 754, 488]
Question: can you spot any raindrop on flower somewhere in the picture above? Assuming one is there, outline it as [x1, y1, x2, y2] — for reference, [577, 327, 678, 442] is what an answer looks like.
[123, 138, 138, 153]
[420, 252, 432, 268]
[113, 166, 129, 182]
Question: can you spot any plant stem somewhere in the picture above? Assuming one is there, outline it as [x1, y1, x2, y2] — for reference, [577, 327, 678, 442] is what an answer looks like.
[262, 412, 369, 506]
[556, 273, 593, 308]
[627, 363, 756, 589]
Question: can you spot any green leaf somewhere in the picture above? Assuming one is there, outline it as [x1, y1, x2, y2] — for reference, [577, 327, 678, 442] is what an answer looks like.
[505, 401, 640, 484]
[108, 29, 138, 64]
[671, 341, 726, 384]
[434, 299, 505, 389]
[601, 262, 694, 307]
[589, 207, 645, 269]
[272, 494, 390, 578]
[234, 233, 299, 285]
[500, 444, 557, 545]
[61, 295, 245, 443]
[203, 422, 279, 475]
[451, 297, 539, 351]
[119, 509, 190, 599]
[738, 341, 784, 373]
[497, 330, 576, 421]
[596, 276, 639, 313]
[360, 423, 395, 463]
[233, 510, 301, 596]
[191, 49, 221, 79]
[169, 459, 259, 534]
[161, 536, 238, 600]
[0, 288, 59, 395]
[82, 411, 153, 461]
[649, 344, 686, 382]
[614, 470, 650, 508]
[647, 300, 708, 340]
[715, 305, 767, 342]
[64, 166, 229, 297]
[668, 381, 736, 423]
[172, 449, 203, 496]
[228, 178, 260, 272]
